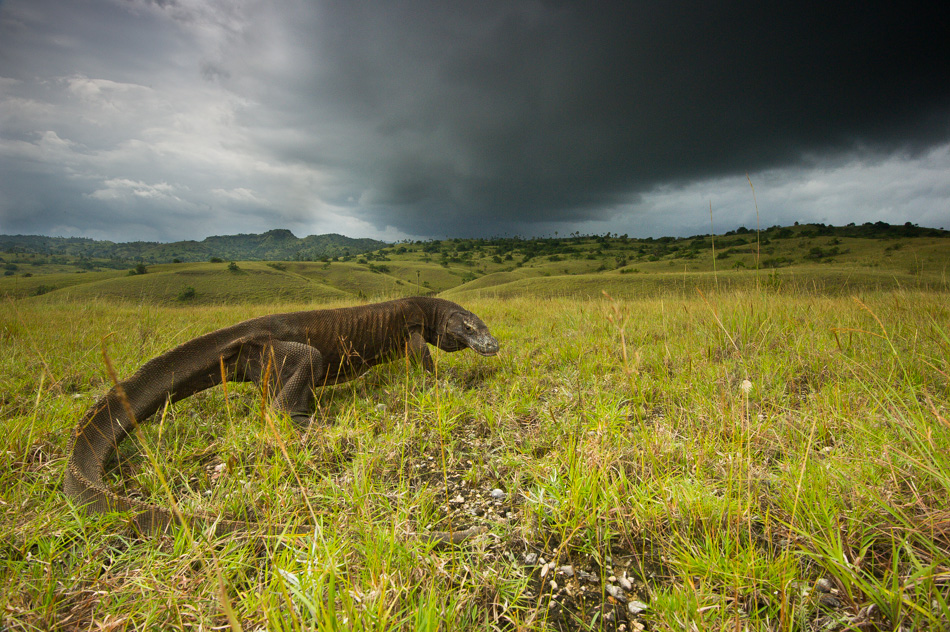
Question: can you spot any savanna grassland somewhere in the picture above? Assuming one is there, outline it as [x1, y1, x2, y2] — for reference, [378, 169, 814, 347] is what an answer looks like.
[2, 225, 950, 631]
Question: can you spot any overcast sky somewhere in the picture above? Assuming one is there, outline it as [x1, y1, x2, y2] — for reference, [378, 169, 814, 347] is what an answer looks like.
[1, 0, 948, 242]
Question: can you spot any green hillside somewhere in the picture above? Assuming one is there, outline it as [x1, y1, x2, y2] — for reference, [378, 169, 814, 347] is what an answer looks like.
[2, 222, 948, 304]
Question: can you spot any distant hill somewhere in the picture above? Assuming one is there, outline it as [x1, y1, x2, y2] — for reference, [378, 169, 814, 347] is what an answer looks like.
[0, 230, 387, 264]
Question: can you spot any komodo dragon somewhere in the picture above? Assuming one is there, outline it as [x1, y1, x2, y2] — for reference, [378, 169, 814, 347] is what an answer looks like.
[65, 297, 499, 544]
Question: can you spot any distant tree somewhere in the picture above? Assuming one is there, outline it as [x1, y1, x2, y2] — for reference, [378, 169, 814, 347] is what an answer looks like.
[209, 257, 223, 263]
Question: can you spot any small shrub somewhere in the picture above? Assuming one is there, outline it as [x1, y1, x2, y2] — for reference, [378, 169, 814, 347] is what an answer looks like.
[761, 257, 794, 269]
[177, 286, 197, 301]
[227, 261, 240, 272]
[209, 257, 223, 263]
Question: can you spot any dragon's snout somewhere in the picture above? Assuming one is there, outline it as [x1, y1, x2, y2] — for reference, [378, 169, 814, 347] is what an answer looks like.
[471, 333, 500, 357]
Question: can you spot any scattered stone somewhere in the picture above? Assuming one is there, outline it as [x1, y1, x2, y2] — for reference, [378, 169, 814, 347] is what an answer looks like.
[557, 565, 575, 577]
[618, 575, 632, 591]
[490, 488, 505, 500]
[816, 578, 835, 593]
[577, 569, 599, 584]
[549, 580, 558, 591]
[523, 552, 538, 565]
[628, 600, 648, 615]
[606, 584, 626, 602]
[376, 403, 386, 412]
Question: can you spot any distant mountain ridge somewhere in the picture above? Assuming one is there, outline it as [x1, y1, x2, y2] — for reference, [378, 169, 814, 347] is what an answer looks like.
[0, 230, 388, 263]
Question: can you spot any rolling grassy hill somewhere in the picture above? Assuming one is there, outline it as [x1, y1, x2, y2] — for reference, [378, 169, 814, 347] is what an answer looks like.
[3, 223, 948, 304]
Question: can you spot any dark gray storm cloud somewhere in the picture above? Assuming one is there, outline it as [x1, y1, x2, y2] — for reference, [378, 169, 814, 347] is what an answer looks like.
[279, 1, 950, 234]
[1, 0, 948, 240]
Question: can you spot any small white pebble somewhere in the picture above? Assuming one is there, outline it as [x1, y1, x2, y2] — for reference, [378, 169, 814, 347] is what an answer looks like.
[619, 576, 632, 591]
[557, 565, 574, 577]
[490, 488, 505, 500]
[549, 580, 558, 590]
[628, 600, 648, 615]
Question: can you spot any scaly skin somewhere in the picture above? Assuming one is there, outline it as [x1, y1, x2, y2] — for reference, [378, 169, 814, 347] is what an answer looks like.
[65, 297, 499, 544]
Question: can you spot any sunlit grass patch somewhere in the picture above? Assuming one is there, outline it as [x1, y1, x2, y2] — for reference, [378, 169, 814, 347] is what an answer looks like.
[3, 290, 950, 629]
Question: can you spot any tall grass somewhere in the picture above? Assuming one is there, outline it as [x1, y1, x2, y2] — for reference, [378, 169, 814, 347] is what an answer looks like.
[2, 289, 949, 630]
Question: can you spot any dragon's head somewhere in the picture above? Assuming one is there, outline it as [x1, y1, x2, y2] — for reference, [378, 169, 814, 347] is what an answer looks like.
[437, 307, 500, 357]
